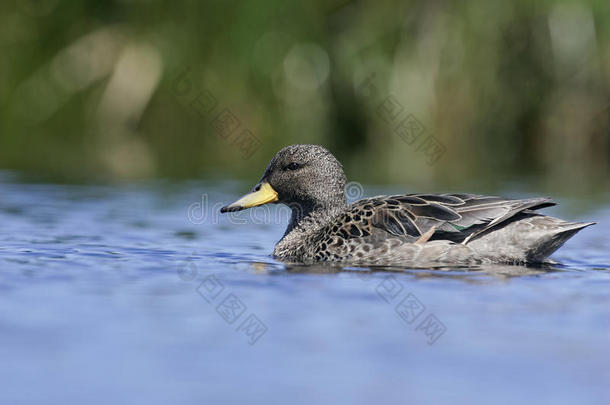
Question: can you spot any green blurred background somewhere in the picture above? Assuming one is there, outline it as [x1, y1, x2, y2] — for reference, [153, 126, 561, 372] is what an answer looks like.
[1, 0, 609, 193]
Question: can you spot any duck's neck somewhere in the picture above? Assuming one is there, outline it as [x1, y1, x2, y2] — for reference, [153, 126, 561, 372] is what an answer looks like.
[273, 200, 346, 261]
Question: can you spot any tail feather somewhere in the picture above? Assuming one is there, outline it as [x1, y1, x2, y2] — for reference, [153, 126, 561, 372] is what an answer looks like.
[466, 217, 595, 264]
[526, 221, 595, 263]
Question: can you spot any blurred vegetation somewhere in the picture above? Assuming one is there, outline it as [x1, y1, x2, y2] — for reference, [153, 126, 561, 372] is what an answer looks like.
[1, 0, 609, 193]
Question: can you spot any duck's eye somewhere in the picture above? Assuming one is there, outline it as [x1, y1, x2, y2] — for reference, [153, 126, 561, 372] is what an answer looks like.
[284, 162, 301, 171]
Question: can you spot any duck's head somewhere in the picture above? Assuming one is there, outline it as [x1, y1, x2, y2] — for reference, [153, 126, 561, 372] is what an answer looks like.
[220, 144, 347, 213]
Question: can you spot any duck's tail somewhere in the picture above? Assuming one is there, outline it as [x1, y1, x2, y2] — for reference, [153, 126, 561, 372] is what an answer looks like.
[466, 216, 595, 264]
[525, 220, 595, 263]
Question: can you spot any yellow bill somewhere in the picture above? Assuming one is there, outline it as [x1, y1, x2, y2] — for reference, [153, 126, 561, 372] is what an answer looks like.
[220, 181, 279, 213]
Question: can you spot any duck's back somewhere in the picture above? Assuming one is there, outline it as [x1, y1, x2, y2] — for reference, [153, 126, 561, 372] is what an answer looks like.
[292, 193, 592, 265]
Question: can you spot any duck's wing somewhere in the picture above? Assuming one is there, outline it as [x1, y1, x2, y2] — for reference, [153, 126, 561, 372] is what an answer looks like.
[332, 193, 555, 244]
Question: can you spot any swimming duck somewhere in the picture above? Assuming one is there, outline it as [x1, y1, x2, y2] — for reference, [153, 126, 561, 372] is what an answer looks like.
[220, 144, 593, 265]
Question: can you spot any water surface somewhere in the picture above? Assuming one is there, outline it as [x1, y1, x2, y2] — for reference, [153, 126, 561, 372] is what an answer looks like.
[1, 174, 609, 404]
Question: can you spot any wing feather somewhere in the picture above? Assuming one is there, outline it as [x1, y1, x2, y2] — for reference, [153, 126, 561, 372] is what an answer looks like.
[325, 193, 555, 244]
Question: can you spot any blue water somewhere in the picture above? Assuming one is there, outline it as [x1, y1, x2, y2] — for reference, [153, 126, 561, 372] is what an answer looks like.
[1, 174, 609, 404]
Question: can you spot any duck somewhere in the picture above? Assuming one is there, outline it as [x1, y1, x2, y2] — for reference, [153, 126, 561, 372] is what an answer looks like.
[220, 144, 593, 265]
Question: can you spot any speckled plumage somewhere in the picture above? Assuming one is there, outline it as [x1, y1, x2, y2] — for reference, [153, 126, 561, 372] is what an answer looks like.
[222, 145, 594, 265]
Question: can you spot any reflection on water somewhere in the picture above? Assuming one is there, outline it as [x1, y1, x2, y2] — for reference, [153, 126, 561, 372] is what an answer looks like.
[0, 174, 609, 404]
[275, 262, 565, 279]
